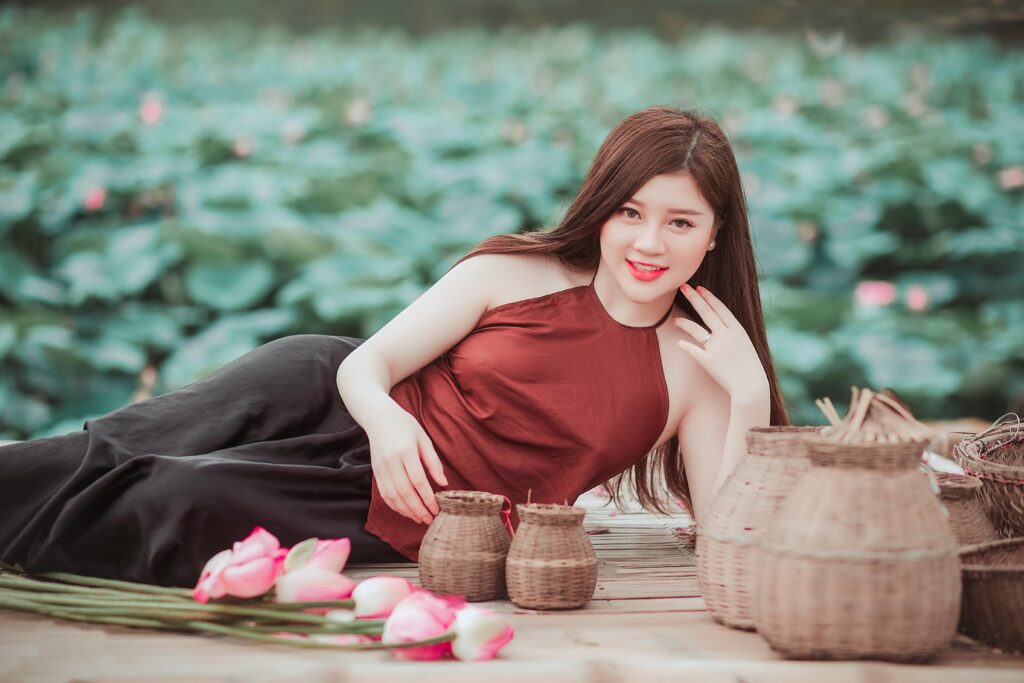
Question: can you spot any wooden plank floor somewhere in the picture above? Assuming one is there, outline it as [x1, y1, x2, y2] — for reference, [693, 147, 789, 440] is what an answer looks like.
[1, 490, 1022, 683]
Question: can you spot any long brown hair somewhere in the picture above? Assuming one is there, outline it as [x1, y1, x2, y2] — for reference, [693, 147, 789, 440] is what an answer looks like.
[451, 105, 789, 515]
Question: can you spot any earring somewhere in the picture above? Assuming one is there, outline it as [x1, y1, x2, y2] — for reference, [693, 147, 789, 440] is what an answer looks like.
[708, 241, 716, 251]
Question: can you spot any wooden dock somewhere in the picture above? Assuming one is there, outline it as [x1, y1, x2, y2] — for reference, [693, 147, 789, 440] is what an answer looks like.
[1, 489, 1022, 682]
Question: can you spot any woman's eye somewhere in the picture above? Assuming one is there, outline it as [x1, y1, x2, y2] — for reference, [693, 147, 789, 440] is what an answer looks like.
[620, 207, 692, 229]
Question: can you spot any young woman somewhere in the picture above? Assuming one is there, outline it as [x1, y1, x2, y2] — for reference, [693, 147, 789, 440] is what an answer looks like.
[0, 105, 788, 587]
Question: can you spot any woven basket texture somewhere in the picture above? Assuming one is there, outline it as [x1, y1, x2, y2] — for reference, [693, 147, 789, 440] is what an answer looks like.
[756, 437, 961, 662]
[933, 473, 1000, 547]
[506, 503, 597, 610]
[954, 423, 1024, 538]
[958, 537, 1024, 655]
[696, 426, 821, 631]
[418, 490, 510, 601]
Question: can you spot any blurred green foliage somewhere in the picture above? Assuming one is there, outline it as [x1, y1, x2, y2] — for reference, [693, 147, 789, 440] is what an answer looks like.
[0, 7, 1022, 438]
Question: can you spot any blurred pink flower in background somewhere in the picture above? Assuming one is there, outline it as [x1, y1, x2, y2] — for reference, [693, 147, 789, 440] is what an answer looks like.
[83, 187, 106, 211]
[138, 93, 164, 125]
[854, 280, 896, 307]
[905, 285, 929, 311]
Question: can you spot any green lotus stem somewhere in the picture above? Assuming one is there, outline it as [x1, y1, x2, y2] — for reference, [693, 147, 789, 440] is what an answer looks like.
[238, 622, 385, 634]
[0, 567, 193, 598]
[0, 592, 453, 653]
[0, 589, 353, 617]
[0, 572, 358, 613]
[0, 592, 350, 625]
[0, 573, 190, 600]
[191, 620, 455, 651]
[0, 593, 182, 630]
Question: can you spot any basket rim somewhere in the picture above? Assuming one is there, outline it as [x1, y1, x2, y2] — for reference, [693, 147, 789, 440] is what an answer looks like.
[515, 502, 585, 517]
[955, 441, 1024, 478]
[959, 536, 1024, 574]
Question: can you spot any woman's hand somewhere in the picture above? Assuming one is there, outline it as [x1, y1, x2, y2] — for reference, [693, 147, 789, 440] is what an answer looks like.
[673, 283, 770, 406]
[365, 404, 449, 526]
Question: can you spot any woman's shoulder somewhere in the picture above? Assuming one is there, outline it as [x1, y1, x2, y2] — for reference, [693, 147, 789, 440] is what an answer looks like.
[466, 252, 591, 312]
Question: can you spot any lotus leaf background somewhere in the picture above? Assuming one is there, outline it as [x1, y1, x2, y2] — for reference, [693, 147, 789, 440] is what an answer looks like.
[0, 5, 1022, 439]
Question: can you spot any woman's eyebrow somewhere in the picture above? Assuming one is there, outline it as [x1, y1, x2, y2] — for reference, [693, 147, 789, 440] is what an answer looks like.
[626, 197, 704, 215]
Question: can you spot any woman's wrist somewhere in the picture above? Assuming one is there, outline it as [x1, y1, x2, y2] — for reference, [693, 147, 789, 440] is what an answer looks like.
[729, 381, 771, 427]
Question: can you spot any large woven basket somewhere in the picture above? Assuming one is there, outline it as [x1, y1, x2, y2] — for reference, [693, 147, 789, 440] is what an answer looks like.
[959, 537, 1024, 654]
[954, 421, 1024, 538]
[933, 473, 1000, 546]
[696, 426, 820, 631]
[756, 437, 961, 662]
[418, 490, 510, 601]
[506, 503, 597, 610]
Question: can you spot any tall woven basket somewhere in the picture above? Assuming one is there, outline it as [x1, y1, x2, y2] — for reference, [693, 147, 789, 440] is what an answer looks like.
[418, 490, 510, 601]
[954, 422, 1024, 538]
[756, 437, 961, 661]
[958, 537, 1024, 655]
[933, 473, 1000, 546]
[506, 503, 597, 610]
[696, 426, 820, 631]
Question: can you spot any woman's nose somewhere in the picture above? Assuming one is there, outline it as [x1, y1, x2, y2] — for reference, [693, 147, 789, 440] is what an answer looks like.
[633, 223, 665, 253]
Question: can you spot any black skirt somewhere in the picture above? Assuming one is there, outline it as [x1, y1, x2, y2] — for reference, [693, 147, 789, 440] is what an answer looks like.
[0, 334, 408, 588]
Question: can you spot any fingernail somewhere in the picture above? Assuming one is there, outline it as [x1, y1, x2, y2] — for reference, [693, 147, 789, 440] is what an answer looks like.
[680, 283, 691, 291]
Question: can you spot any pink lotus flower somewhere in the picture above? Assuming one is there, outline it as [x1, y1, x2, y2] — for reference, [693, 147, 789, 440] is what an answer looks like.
[450, 606, 514, 661]
[192, 527, 287, 603]
[284, 537, 351, 574]
[83, 188, 106, 211]
[905, 285, 929, 312]
[382, 591, 466, 660]
[274, 565, 356, 603]
[854, 280, 896, 307]
[352, 576, 416, 618]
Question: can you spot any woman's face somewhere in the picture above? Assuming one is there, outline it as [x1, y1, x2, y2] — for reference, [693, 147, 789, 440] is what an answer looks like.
[598, 171, 717, 303]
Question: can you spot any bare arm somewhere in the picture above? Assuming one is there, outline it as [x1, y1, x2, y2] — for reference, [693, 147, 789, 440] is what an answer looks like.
[678, 379, 771, 523]
[335, 253, 503, 523]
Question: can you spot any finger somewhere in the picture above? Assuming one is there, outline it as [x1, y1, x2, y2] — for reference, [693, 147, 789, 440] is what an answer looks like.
[376, 469, 416, 522]
[681, 284, 725, 332]
[677, 338, 711, 364]
[383, 457, 428, 523]
[397, 451, 435, 522]
[672, 317, 711, 344]
[403, 451, 439, 519]
[695, 286, 741, 328]
[420, 436, 449, 487]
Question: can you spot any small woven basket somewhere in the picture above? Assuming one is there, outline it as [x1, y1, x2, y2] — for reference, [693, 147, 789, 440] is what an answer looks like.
[696, 425, 820, 631]
[418, 490, 510, 601]
[933, 473, 1000, 547]
[959, 537, 1024, 655]
[954, 422, 1024, 538]
[756, 437, 961, 662]
[506, 503, 597, 610]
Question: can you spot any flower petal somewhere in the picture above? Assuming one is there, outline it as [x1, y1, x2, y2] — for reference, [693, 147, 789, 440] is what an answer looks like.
[274, 566, 357, 603]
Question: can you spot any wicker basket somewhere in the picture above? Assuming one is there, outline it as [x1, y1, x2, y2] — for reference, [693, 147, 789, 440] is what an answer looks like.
[696, 426, 820, 631]
[959, 537, 1024, 655]
[954, 422, 1024, 538]
[933, 473, 1000, 547]
[418, 490, 510, 601]
[506, 503, 597, 610]
[756, 437, 961, 662]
